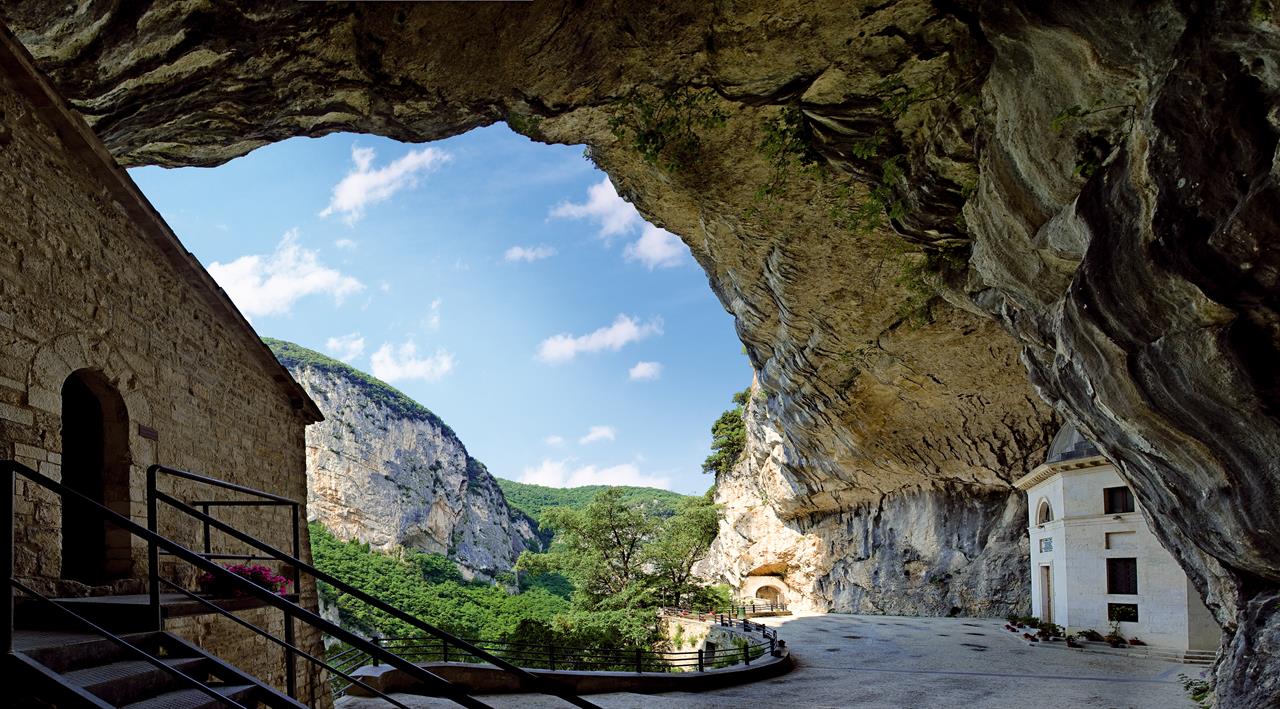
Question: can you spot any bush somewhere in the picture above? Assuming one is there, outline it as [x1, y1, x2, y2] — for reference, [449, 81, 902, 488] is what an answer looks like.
[1036, 622, 1064, 639]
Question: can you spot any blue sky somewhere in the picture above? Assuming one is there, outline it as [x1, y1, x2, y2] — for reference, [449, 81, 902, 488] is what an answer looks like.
[130, 125, 750, 494]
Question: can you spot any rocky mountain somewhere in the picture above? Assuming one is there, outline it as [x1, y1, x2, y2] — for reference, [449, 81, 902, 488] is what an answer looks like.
[696, 379, 1030, 616]
[265, 339, 540, 579]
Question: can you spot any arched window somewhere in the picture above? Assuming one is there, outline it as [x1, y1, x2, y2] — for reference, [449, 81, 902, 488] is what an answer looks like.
[1036, 499, 1054, 525]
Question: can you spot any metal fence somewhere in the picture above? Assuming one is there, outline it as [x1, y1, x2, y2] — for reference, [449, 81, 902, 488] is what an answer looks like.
[329, 607, 784, 697]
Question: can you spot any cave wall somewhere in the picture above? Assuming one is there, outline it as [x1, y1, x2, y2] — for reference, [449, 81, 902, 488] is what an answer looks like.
[3, 1, 1278, 704]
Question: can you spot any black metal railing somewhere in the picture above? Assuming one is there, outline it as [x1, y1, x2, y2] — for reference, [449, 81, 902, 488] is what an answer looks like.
[325, 607, 784, 697]
[143, 464, 600, 709]
[148, 464, 303, 696]
[3, 460, 586, 709]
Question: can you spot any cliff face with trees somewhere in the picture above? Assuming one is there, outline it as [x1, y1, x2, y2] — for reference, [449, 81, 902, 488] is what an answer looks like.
[267, 339, 540, 579]
[7, 2, 1279, 703]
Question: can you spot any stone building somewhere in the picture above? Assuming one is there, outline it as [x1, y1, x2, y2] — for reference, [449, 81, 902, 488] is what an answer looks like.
[0, 25, 329, 704]
[1013, 426, 1218, 651]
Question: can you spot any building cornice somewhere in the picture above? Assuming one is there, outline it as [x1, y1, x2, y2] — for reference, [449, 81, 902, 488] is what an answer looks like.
[1013, 455, 1112, 490]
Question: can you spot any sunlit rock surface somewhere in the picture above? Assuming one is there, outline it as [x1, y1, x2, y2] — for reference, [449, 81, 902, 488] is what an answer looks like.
[270, 341, 539, 579]
[5, 1, 1278, 703]
[696, 381, 1031, 617]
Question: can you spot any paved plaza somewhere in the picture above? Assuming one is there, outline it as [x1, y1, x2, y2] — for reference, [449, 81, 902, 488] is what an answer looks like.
[339, 612, 1205, 708]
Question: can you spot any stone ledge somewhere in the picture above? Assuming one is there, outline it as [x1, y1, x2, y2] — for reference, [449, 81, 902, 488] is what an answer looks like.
[347, 647, 793, 697]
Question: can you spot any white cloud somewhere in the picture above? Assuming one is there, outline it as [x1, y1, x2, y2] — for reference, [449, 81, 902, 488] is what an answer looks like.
[320, 144, 450, 224]
[379, 281, 392, 293]
[504, 245, 556, 263]
[549, 177, 641, 241]
[425, 299, 442, 330]
[579, 425, 616, 445]
[334, 238, 358, 250]
[624, 224, 686, 269]
[326, 333, 365, 363]
[544, 435, 566, 447]
[207, 229, 364, 318]
[550, 177, 688, 267]
[518, 459, 671, 489]
[629, 361, 662, 381]
[537, 314, 663, 364]
[370, 341, 455, 383]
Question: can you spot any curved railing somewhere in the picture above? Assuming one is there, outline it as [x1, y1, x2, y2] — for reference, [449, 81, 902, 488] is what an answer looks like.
[331, 606, 785, 697]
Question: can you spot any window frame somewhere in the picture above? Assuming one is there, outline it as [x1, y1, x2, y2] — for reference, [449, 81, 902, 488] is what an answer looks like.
[1103, 486, 1135, 514]
[1036, 498, 1054, 524]
[1108, 602, 1139, 623]
[1106, 557, 1139, 595]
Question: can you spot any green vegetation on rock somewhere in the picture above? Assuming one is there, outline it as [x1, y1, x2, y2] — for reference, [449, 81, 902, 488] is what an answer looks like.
[702, 388, 750, 476]
[494, 478, 690, 526]
[264, 338, 455, 436]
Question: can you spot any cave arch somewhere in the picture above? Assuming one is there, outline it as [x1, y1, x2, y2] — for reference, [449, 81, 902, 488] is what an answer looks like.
[8, 4, 1280, 702]
[754, 584, 785, 606]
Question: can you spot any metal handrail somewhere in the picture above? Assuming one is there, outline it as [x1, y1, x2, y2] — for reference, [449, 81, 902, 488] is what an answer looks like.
[9, 577, 251, 709]
[4, 461, 493, 709]
[158, 578, 414, 709]
[147, 464, 303, 696]
[152, 491, 600, 709]
[325, 607, 779, 694]
[149, 464, 298, 504]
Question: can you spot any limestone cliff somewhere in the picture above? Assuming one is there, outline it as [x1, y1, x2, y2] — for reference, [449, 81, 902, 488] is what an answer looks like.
[696, 380, 1031, 617]
[266, 339, 539, 579]
[7, 2, 1279, 703]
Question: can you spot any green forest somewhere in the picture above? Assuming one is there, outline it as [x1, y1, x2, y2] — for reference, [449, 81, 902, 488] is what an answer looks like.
[311, 487, 727, 654]
[495, 478, 691, 525]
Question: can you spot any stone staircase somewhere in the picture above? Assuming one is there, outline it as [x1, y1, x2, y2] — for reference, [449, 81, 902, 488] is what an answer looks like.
[11, 630, 303, 708]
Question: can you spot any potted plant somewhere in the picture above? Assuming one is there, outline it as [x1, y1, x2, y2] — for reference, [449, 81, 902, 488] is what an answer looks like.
[1104, 621, 1127, 648]
[198, 563, 292, 598]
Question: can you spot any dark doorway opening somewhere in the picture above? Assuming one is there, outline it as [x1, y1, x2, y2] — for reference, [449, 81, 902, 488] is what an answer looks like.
[60, 369, 132, 585]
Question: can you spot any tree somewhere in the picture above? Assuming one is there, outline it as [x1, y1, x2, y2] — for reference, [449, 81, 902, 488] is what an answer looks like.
[645, 491, 720, 607]
[516, 488, 658, 608]
[702, 387, 750, 475]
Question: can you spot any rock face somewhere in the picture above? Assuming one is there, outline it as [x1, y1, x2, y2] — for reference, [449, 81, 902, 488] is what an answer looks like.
[267, 340, 539, 579]
[5, 2, 1279, 703]
[696, 381, 1031, 617]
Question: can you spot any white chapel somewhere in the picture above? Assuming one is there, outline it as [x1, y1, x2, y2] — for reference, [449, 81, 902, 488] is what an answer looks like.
[1013, 425, 1219, 651]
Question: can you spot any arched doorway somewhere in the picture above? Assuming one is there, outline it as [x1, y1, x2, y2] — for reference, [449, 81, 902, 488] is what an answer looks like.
[755, 585, 784, 606]
[61, 369, 132, 584]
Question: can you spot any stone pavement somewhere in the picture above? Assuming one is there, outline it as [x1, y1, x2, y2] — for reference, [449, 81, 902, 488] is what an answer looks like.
[338, 612, 1205, 708]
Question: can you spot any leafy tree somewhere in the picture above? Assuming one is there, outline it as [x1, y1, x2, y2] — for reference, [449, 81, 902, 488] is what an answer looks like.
[646, 491, 721, 607]
[517, 488, 658, 607]
[702, 388, 751, 476]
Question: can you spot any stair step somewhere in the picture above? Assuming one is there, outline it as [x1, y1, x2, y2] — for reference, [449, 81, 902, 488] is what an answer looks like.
[65, 657, 208, 705]
[121, 684, 255, 709]
[20, 632, 170, 673]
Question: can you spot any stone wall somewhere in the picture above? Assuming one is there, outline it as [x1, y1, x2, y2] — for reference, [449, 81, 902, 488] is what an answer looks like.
[0, 31, 327, 705]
